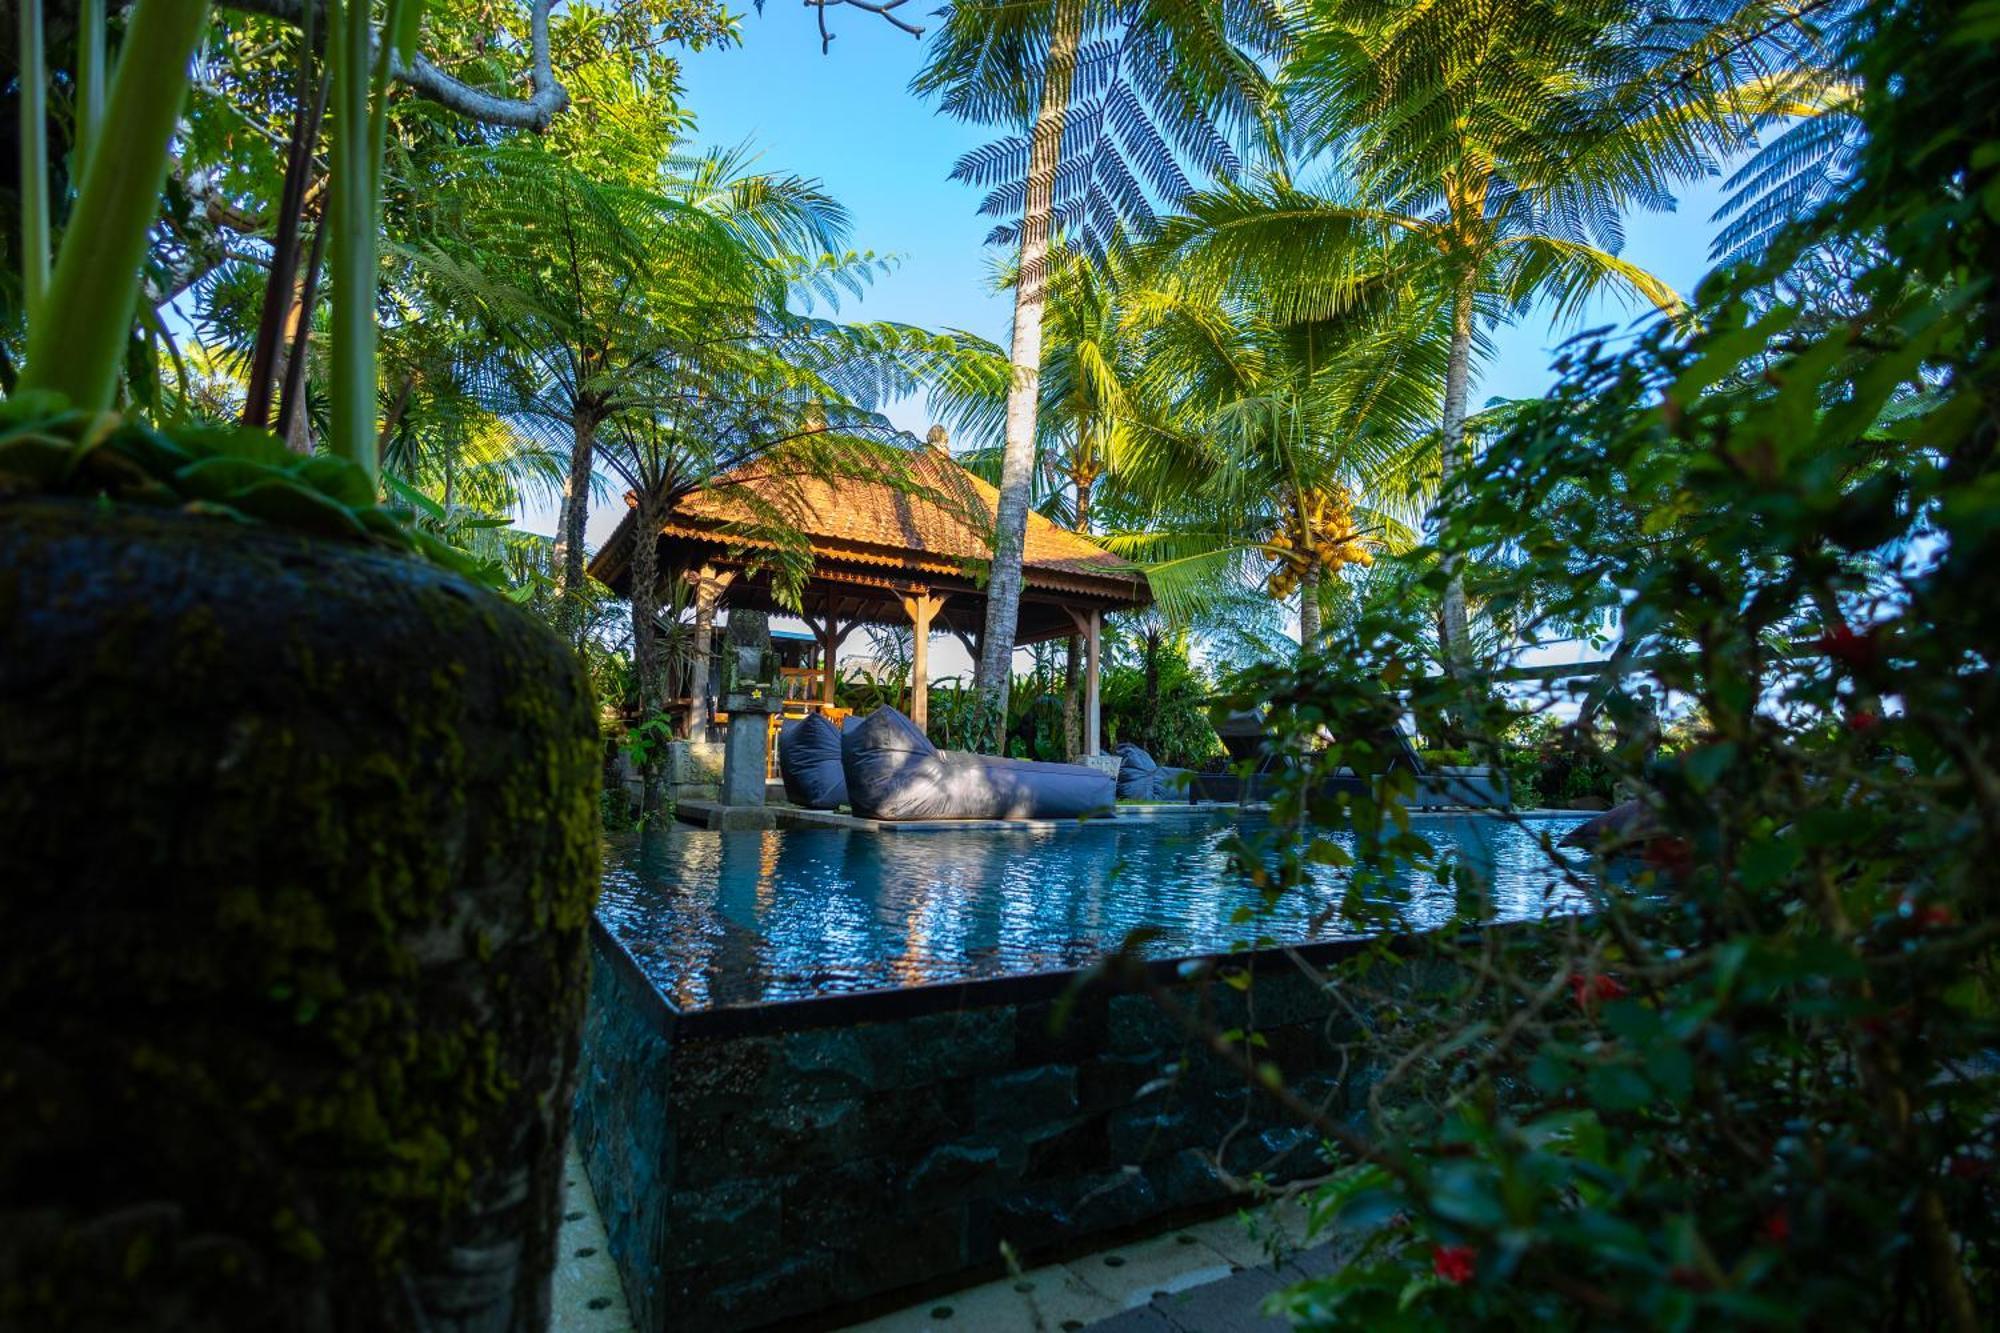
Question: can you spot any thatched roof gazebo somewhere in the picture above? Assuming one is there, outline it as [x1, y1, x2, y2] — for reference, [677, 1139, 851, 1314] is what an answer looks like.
[589, 438, 1150, 751]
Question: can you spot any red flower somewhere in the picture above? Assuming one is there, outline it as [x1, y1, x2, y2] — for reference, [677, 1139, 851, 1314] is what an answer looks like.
[1570, 971, 1629, 1010]
[1816, 622, 1879, 670]
[1432, 1245, 1476, 1285]
[1846, 709, 1880, 734]
[1759, 1208, 1790, 1245]
[1642, 836, 1695, 881]
[1918, 904, 1956, 930]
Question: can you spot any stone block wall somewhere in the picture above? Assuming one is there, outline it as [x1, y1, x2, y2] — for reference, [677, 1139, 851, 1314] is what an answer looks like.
[665, 741, 725, 803]
[575, 924, 1414, 1332]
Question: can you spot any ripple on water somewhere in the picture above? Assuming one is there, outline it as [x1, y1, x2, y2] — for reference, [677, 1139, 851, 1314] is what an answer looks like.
[594, 811, 1593, 1010]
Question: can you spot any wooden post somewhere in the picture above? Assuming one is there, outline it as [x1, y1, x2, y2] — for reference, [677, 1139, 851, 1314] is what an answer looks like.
[1085, 608, 1102, 756]
[900, 589, 939, 734]
[818, 595, 842, 706]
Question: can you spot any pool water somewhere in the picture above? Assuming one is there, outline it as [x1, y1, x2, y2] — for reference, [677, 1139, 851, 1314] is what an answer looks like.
[596, 811, 1594, 1010]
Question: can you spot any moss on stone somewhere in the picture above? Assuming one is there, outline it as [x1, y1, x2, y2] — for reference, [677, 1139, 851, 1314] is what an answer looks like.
[0, 498, 600, 1331]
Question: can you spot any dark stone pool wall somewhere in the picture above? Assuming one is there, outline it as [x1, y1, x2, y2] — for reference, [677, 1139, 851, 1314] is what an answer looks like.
[575, 922, 1422, 1332]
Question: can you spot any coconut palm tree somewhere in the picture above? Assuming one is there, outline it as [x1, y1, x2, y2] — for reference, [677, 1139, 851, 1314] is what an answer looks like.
[911, 0, 1286, 736]
[1153, 0, 1836, 665]
[1105, 270, 1448, 657]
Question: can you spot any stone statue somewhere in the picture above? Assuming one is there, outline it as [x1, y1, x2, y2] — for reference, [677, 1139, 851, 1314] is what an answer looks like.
[718, 610, 779, 810]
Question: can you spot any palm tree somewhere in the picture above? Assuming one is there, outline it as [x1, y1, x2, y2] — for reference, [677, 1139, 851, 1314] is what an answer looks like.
[1104, 271, 1446, 657]
[1155, 0, 1832, 665]
[937, 243, 1151, 751]
[911, 0, 1285, 736]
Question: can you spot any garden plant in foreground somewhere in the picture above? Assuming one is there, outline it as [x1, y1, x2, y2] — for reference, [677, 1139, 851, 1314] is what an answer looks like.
[1185, 1, 1997, 1325]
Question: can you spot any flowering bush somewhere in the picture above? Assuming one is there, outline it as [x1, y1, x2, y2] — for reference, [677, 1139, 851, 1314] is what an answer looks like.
[1218, 3, 2000, 1327]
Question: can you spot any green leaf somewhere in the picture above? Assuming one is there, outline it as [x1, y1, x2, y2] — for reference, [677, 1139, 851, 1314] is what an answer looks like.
[390, 0, 428, 64]
[1585, 1063, 1655, 1113]
[225, 477, 373, 541]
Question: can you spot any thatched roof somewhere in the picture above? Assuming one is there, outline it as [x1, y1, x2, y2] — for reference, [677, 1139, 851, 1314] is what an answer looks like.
[591, 446, 1149, 632]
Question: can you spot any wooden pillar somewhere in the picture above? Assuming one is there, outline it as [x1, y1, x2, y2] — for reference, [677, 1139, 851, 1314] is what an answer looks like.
[818, 594, 842, 706]
[899, 589, 941, 734]
[1085, 608, 1102, 756]
[1065, 606, 1104, 757]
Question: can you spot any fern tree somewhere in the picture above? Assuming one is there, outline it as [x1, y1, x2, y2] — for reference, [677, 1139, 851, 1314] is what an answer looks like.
[408, 140, 845, 629]
[911, 0, 1285, 737]
[1159, 0, 1837, 667]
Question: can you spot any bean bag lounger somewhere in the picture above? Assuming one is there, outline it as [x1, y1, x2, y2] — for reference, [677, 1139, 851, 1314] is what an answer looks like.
[1115, 742, 1160, 800]
[842, 707, 1114, 821]
[1111, 744, 1194, 801]
[779, 712, 849, 809]
[1560, 798, 1666, 853]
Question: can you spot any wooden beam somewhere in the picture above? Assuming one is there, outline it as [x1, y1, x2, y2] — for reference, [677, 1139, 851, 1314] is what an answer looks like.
[898, 589, 941, 734]
[1084, 608, 1102, 756]
[819, 591, 843, 705]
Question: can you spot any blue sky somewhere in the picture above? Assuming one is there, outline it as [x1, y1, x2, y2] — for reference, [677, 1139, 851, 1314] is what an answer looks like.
[546, 5, 1741, 567]
[625, 8, 1750, 678]
[674, 6, 1738, 423]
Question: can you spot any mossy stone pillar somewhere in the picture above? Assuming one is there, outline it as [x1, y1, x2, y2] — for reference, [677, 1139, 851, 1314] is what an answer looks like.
[0, 500, 600, 1331]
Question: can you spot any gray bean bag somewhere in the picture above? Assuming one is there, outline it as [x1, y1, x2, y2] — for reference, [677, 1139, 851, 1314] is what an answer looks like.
[778, 712, 848, 809]
[1114, 743, 1194, 801]
[842, 707, 1114, 821]
[1115, 742, 1160, 799]
[1560, 798, 1663, 851]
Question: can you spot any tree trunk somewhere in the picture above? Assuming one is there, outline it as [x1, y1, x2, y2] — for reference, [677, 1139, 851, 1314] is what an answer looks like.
[275, 217, 327, 454]
[1438, 279, 1476, 669]
[1141, 629, 1161, 748]
[1299, 566, 1322, 658]
[629, 490, 664, 814]
[553, 405, 596, 628]
[243, 66, 327, 431]
[973, 0, 1084, 740]
[376, 374, 414, 454]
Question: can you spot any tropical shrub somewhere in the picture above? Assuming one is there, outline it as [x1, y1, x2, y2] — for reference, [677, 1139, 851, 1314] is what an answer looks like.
[1489, 715, 1620, 810]
[1102, 639, 1224, 769]
[1203, 1, 1999, 1326]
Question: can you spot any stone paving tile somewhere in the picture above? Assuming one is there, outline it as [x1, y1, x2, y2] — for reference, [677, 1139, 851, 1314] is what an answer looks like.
[1081, 1307, 1180, 1333]
[1064, 1230, 1237, 1312]
[842, 1265, 1122, 1333]
[1177, 1199, 1315, 1270]
[834, 1200, 1337, 1333]
[553, 1140, 637, 1333]
[1144, 1261, 1290, 1331]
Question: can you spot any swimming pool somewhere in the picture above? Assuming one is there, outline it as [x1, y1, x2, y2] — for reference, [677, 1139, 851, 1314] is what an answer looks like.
[596, 810, 1592, 1009]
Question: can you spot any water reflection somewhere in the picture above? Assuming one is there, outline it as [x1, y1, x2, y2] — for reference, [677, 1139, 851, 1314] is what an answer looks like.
[596, 812, 1593, 1010]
